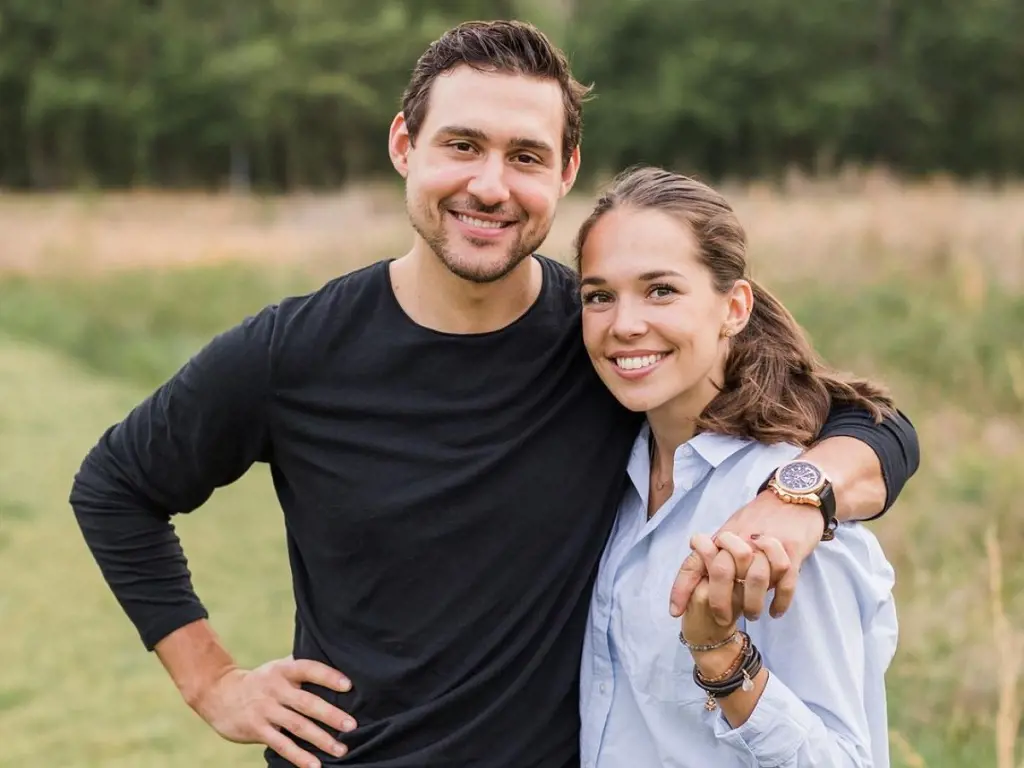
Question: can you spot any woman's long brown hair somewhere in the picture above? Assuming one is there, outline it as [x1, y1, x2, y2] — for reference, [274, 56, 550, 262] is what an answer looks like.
[574, 165, 895, 446]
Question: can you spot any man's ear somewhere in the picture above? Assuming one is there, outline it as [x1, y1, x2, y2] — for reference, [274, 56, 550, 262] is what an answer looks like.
[560, 145, 582, 198]
[389, 112, 411, 178]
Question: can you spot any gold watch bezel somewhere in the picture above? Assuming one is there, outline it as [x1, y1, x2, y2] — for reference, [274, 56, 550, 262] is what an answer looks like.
[770, 460, 829, 497]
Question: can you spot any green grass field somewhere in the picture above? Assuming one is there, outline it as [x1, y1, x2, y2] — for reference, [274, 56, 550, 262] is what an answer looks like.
[2, 186, 1023, 767]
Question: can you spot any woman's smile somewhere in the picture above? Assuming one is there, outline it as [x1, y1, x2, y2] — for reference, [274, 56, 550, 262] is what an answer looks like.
[608, 351, 671, 380]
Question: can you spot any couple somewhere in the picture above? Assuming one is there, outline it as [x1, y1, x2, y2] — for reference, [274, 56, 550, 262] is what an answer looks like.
[69, 20, 915, 768]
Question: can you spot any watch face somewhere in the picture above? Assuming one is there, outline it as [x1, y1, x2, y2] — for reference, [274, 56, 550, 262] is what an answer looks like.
[777, 461, 824, 493]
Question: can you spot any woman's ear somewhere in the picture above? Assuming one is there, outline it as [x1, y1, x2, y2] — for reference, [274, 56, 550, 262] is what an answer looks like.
[723, 279, 754, 336]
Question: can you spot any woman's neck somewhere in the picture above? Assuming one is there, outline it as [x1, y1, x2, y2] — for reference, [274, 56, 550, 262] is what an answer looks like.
[646, 377, 721, 470]
[647, 414, 696, 474]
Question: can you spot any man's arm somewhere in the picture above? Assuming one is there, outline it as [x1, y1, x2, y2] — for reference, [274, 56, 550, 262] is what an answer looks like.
[69, 307, 356, 766]
[814, 403, 920, 522]
[69, 310, 275, 650]
[669, 402, 920, 620]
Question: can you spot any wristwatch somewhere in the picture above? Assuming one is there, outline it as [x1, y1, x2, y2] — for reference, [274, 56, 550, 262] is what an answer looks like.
[758, 460, 838, 541]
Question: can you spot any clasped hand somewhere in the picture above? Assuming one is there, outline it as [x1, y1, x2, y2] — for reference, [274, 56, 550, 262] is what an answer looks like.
[679, 532, 792, 646]
[671, 489, 826, 629]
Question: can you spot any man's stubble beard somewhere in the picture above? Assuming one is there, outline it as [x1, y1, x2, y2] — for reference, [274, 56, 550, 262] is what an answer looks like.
[408, 200, 549, 285]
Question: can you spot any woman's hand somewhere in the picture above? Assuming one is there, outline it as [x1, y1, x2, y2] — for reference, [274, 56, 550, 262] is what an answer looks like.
[680, 532, 793, 644]
[681, 576, 739, 649]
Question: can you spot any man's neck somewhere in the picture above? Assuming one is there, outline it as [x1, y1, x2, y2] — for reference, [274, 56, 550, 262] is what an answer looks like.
[389, 245, 543, 335]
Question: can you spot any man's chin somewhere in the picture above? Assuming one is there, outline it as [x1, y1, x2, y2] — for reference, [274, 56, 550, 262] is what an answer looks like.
[441, 251, 528, 284]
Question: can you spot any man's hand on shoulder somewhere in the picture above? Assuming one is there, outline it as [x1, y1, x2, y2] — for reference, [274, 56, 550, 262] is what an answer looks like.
[191, 656, 356, 767]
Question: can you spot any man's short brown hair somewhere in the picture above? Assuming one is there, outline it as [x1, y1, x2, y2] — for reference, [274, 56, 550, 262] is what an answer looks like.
[401, 20, 592, 167]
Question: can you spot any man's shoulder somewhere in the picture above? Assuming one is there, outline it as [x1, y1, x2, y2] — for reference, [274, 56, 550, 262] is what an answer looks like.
[273, 259, 388, 321]
[534, 253, 583, 319]
[225, 260, 389, 374]
[536, 253, 580, 290]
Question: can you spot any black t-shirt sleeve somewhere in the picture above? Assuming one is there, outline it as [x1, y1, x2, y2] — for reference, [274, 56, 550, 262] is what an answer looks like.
[816, 402, 921, 518]
[68, 308, 276, 650]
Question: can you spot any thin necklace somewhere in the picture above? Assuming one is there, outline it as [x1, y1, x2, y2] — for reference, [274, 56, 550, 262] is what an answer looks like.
[649, 435, 671, 491]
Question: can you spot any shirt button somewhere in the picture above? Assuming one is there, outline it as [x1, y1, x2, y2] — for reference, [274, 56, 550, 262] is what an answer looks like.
[680, 445, 693, 457]
[599, 683, 607, 694]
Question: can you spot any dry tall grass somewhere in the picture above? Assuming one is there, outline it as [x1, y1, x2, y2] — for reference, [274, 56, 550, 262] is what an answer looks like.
[2, 172, 1023, 287]
[988, 525, 1024, 768]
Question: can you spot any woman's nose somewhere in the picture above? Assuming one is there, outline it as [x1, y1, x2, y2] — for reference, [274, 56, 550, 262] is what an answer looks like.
[610, 300, 647, 339]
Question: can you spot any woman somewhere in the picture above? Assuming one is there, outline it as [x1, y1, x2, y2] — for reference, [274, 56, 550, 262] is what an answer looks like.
[575, 166, 898, 767]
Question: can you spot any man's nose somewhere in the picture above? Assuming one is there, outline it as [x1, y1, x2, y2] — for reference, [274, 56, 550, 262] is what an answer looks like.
[466, 153, 511, 206]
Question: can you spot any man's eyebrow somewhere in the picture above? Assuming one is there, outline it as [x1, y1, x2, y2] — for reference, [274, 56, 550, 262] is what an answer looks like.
[435, 125, 489, 141]
[510, 137, 555, 156]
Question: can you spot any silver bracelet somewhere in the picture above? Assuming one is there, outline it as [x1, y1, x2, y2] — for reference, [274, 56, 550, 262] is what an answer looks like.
[678, 629, 739, 652]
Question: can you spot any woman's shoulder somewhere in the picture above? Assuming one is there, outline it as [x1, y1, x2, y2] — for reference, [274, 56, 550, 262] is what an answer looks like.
[708, 438, 804, 498]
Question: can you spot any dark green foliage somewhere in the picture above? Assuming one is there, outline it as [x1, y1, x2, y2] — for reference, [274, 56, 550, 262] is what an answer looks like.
[0, 0, 1021, 187]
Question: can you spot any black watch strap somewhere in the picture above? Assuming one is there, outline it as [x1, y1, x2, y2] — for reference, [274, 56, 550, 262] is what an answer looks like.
[818, 482, 838, 539]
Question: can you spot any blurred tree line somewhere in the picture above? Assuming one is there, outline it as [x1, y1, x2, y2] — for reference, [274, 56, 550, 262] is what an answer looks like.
[1, 0, 1022, 190]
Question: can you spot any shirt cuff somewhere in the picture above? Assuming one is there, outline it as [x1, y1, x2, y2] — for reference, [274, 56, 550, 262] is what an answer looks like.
[711, 672, 813, 763]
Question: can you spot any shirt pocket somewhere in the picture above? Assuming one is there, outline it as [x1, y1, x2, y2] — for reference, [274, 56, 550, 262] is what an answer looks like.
[628, 636, 710, 706]
[617, 574, 709, 706]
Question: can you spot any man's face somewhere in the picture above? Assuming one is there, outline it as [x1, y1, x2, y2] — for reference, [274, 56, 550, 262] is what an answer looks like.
[389, 65, 580, 283]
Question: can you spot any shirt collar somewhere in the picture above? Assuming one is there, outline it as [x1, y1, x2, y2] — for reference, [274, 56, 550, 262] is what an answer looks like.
[625, 423, 755, 524]
[688, 431, 755, 468]
[629, 422, 753, 467]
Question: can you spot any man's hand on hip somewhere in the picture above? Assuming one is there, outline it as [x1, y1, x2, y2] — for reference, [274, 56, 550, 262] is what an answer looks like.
[191, 655, 356, 768]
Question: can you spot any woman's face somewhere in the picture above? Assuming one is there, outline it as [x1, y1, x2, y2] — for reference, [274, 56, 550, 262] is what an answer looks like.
[579, 206, 751, 417]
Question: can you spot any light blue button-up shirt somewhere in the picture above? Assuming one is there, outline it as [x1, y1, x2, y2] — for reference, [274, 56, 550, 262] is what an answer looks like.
[580, 425, 898, 768]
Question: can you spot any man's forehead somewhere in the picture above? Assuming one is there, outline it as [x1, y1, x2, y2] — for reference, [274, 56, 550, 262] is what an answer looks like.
[421, 66, 564, 140]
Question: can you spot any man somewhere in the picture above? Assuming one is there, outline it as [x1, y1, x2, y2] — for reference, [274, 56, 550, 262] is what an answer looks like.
[69, 20, 918, 768]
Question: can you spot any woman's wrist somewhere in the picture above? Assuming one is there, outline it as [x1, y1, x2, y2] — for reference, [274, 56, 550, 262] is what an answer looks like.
[691, 637, 744, 679]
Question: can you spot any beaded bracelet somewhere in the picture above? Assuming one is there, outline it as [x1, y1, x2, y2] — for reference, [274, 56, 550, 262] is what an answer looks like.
[698, 632, 751, 684]
[678, 629, 740, 652]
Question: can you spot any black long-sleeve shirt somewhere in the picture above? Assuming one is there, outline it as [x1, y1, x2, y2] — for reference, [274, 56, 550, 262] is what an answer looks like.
[69, 256, 919, 767]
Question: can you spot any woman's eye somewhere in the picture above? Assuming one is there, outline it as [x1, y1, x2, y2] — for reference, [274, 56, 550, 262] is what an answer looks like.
[648, 284, 678, 299]
[582, 291, 612, 305]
